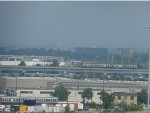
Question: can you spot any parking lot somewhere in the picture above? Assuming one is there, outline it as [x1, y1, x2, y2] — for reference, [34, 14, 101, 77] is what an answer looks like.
[77, 110, 148, 113]
[127, 110, 147, 113]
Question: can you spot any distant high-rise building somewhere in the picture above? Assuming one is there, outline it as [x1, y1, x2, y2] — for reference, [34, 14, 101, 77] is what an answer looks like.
[117, 48, 135, 58]
[75, 47, 108, 58]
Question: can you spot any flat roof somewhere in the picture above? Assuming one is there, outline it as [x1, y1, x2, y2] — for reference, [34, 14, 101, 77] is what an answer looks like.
[7, 87, 53, 90]
[112, 92, 137, 96]
[0, 96, 58, 99]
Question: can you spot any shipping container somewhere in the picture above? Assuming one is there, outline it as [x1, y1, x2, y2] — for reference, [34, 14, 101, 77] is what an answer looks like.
[19, 105, 28, 112]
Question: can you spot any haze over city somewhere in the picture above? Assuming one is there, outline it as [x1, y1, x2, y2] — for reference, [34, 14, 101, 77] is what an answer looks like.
[1, 1, 150, 113]
[0, 1, 150, 49]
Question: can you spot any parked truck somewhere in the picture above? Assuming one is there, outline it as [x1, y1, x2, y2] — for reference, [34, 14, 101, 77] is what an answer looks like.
[0, 105, 5, 112]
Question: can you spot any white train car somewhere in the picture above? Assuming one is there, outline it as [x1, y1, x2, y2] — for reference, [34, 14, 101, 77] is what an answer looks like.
[82, 63, 137, 69]
[123, 65, 137, 69]
[82, 63, 111, 68]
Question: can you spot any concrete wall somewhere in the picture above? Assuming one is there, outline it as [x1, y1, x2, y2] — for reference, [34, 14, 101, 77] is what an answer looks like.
[0, 77, 53, 90]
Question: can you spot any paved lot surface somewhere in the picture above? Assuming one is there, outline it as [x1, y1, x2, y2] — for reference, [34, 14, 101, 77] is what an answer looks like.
[0, 110, 148, 113]
[127, 110, 147, 113]
[77, 110, 148, 113]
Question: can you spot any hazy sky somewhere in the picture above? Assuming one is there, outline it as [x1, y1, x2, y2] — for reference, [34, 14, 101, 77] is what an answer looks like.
[0, 1, 150, 49]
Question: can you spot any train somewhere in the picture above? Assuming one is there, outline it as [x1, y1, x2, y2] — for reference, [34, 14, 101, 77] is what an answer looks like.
[82, 63, 137, 69]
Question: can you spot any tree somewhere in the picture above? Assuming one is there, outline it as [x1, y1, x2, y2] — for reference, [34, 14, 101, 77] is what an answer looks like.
[64, 105, 70, 113]
[82, 88, 93, 108]
[117, 101, 128, 112]
[51, 59, 59, 67]
[85, 101, 99, 108]
[100, 90, 114, 109]
[18, 61, 26, 66]
[53, 84, 69, 101]
[137, 89, 147, 105]
[36, 63, 42, 66]
[82, 88, 93, 102]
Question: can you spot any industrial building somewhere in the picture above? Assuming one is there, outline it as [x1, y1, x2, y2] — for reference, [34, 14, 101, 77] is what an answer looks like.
[5, 88, 103, 104]
[112, 92, 137, 105]
[6, 88, 53, 97]
[0, 96, 58, 105]
[0, 77, 146, 93]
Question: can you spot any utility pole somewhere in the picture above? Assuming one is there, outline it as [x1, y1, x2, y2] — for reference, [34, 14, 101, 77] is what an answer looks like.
[77, 79, 79, 90]
[146, 24, 150, 113]
[103, 73, 106, 91]
[43, 56, 46, 77]
[148, 48, 150, 113]
[16, 75, 17, 91]
[42, 49, 47, 77]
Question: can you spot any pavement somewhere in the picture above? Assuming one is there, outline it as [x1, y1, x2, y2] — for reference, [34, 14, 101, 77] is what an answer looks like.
[77, 110, 148, 113]
[0, 110, 148, 113]
[127, 110, 147, 113]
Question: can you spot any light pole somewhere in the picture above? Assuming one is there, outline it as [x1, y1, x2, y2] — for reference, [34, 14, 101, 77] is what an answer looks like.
[146, 24, 150, 113]
[16, 75, 18, 91]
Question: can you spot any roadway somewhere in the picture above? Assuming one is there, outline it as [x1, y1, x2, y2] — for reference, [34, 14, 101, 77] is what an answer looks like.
[0, 65, 148, 74]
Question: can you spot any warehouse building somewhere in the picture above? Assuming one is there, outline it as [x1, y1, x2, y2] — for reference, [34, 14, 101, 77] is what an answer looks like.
[0, 77, 145, 94]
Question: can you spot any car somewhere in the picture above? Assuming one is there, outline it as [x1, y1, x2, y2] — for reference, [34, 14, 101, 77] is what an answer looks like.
[83, 106, 89, 110]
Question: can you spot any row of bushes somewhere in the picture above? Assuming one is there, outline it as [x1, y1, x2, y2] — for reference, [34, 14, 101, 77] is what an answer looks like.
[84, 102, 143, 112]
[116, 102, 143, 111]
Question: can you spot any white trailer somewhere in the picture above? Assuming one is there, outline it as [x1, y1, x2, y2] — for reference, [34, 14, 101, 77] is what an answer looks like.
[28, 106, 43, 112]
